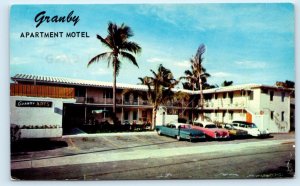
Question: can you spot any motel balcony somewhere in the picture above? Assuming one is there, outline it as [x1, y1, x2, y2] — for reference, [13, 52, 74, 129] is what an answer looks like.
[75, 96, 151, 106]
[203, 100, 248, 110]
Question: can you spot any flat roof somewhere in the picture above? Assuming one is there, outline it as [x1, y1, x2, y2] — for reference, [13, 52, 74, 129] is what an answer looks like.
[11, 74, 293, 94]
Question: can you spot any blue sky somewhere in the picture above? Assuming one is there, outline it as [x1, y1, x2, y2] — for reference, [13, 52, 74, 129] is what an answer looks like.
[10, 3, 294, 87]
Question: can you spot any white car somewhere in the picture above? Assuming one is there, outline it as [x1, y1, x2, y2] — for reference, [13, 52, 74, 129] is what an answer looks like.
[231, 121, 270, 137]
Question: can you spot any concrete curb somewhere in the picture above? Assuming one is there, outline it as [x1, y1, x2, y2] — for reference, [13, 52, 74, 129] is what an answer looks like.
[62, 131, 157, 138]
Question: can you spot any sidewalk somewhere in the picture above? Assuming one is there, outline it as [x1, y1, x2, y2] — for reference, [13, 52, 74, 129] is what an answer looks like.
[62, 131, 157, 138]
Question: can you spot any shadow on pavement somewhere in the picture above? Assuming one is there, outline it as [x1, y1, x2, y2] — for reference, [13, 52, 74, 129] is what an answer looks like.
[11, 139, 68, 153]
[255, 159, 295, 178]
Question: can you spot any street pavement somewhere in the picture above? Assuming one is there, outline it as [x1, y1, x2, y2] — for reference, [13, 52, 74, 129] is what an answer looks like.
[11, 132, 295, 180]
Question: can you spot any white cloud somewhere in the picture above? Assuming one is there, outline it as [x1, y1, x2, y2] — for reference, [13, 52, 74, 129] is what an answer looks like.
[147, 57, 165, 63]
[45, 54, 79, 64]
[174, 60, 190, 68]
[235, 60, 267, 69]
[90, 68, 110, 75]
[147, 57, 191, 68]
[211, 72, 234, 78]
[10, 57, 32, 65]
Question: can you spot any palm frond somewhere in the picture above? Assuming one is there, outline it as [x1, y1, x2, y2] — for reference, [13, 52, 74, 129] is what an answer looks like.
[119, 24, 133, 38]
[121, 41, 142, 54]
[87, 52, 111, 67]
[96, 34, 112, 49]
[120, 51, 139, 67]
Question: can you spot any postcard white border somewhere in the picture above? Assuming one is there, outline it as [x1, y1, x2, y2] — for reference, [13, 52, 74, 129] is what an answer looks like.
[1, 0, 299, 186]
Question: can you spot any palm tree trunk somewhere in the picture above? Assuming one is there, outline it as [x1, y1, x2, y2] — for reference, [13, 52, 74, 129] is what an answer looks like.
[152, 107, 157, 130]
[113, 58, 117, 119]
[199, 78, 204, 121]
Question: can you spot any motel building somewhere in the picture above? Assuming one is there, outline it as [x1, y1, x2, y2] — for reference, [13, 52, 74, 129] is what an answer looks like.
[10, 74, 294, 139]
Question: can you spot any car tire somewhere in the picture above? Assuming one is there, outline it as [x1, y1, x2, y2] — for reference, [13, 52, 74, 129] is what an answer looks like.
[157, 130, 162, 135]
[176, 135, 181, 141]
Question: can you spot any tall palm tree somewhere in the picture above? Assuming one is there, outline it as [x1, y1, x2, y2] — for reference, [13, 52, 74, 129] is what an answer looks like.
[87, 22, 141, 120]
[180, 44, 210, 121]
[140, 64, 178, 129]
[221, 80, 233, 87]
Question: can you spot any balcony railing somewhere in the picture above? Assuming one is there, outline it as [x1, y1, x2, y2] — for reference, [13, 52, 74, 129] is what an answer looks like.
[75, 96, 249, 110]
[203, 100, 247, 109]
[75, 97, 151, 106]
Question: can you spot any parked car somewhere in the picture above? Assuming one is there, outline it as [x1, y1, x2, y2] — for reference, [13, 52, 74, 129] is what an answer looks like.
[222, 123, 248, 137]
[156, 123, 206, 142]
[231, 120, 270, 137]
[192, 121, 230, 139]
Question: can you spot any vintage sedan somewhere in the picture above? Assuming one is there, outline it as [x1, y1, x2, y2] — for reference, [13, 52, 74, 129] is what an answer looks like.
[232, 120, 270, 137]
[192, 121, 230, 139]
[156, 123, 206, 142]
[222, 123, 248, 138]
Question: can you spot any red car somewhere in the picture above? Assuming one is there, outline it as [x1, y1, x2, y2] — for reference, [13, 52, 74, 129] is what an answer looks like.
[192, 121, 230, 139]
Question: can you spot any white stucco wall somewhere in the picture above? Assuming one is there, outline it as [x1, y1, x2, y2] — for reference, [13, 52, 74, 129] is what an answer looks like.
[10, 96, 76, 138]
[156, 107, 178, 126]
[202, 87, 291, 133]
[258, 89, 290, 132]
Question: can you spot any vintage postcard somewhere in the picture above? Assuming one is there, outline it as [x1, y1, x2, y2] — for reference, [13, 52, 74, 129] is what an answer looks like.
[10, 3, 295, 180]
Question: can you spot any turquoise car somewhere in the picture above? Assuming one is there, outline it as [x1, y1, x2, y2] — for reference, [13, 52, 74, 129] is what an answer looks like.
[156, 123, 206, 142]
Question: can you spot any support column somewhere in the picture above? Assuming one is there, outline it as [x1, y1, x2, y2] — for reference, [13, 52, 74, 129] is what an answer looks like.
[137, 108, 140, 124]
[121, 107, 124, 124]
[84, 87, 87, 124]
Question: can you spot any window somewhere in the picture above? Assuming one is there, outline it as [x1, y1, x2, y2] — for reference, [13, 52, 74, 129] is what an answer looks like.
[249, 91, 254, 100]
[222, 111, 226, 118]
[214, 94, 218, 99]
[124, 111, 129, 121]
[124, 94, 130, 102]
[223, 93, 227, 99]
[240, 90, 245, 96]
[133, 95, 138, 105]
[206, 112, 211, 120]
[215, 111, 218, 117]
[270, 91, 274, 101]
[230, 111, 233, 120]
[262, 89, 268, 94]
[281, 92, 285, 102]
[133, 111, 138, 120]
[142, 111, 147, 118]
[103, 89, 113, 98]
[270, 111, 274, 120]
[75, 87, 86, 97]
[229, 92, 234, 104]
[281, 111, 284, 121]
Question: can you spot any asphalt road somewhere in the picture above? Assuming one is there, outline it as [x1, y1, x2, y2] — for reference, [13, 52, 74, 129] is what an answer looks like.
[11, 133, 295, 180]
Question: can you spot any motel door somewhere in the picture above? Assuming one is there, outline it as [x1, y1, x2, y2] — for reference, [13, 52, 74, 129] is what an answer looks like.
[246, 112, 252, 123]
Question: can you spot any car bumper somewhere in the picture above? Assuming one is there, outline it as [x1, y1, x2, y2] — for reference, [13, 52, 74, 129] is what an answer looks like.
[190, 135, 206, 140]
[258, 133, 270, 137]
[215, 135, 230, 139]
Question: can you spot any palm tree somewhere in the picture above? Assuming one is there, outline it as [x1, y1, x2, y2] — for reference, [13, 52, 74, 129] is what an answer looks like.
[140, 64, 178, 129]
[87, 22, 141, 120]
[180, 44, 210, 121]
[221, 80, 233, 87]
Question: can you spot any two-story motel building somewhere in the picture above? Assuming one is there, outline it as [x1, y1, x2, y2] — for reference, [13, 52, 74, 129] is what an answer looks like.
[10, 74, 294, 138]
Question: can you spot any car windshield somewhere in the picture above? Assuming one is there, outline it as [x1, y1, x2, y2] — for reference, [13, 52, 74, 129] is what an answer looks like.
[225, 124, 233, 129]
[239, 124, 245, 128]
[248, 123, 257, 128]
[205, 124, 217, 128]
